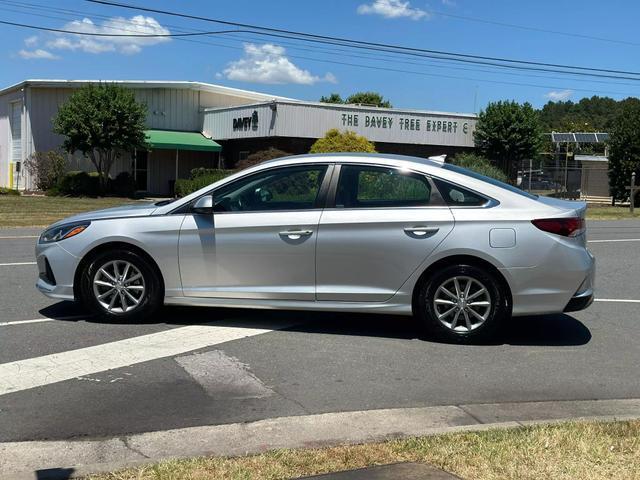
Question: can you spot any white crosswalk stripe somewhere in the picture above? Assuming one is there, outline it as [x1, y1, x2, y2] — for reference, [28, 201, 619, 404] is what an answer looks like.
[0, 321, 291, 397]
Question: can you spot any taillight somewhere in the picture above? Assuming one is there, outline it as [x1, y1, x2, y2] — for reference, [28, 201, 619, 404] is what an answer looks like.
[532, 217, 585, 237]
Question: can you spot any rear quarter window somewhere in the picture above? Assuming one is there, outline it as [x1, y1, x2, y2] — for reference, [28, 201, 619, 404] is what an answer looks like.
[432, 178, 488, 207]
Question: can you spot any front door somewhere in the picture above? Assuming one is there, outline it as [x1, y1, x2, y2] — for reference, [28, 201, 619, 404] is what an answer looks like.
[316, 164, 454, 302]
[178, 164, 331, 300]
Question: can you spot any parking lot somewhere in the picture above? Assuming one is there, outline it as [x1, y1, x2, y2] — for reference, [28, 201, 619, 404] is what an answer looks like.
[0, 220, 639, 443]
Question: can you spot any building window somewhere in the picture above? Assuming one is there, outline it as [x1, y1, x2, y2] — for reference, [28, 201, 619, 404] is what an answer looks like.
[238, 151, 250, 162]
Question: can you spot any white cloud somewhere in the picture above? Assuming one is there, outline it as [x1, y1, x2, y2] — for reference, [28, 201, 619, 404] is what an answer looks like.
[45, 15, 170, 55]
[441, 0, 456, 6]
[18, 49, 59, 60]
[24, 36, 39, 47]
[222, 43, 337, 85]
[357, 0, 428, 20]
[545, 89, 574, 101]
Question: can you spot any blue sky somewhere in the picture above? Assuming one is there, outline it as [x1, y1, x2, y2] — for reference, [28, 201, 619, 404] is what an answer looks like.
[2, 0, 640, 112]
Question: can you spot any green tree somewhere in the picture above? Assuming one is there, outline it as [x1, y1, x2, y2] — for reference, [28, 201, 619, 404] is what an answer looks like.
[474, 100, 542, 179]
[345, 91, 392, 108]
[309, 129, 376, 153]
[319, 91, 392, 108]
[319, 93, 344, 104]
[451, 152, 508, 182]
[538, 96, 621, 132]
[608, 98, 640, 204]
[53, 84, 148, 192]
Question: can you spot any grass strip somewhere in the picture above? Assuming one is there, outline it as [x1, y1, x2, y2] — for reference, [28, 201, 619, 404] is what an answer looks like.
[87, 420, 640, 480]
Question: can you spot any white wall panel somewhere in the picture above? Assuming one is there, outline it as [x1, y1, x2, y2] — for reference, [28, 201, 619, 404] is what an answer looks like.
[204, 101, 477, 147]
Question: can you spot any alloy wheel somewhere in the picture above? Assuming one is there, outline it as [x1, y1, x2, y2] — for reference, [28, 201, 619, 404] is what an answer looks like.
[433, 275, 492, 332]
[92, 260, 146, 314]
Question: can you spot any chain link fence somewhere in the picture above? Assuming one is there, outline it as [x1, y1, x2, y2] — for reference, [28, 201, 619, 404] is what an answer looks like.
[515, 155, 610, 201]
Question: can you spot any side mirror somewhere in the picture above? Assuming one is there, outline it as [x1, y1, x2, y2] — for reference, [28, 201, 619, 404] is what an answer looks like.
[191, 195, 214, 214]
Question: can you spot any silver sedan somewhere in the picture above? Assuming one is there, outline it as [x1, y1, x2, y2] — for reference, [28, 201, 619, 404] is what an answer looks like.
[35, 153, 594, 342]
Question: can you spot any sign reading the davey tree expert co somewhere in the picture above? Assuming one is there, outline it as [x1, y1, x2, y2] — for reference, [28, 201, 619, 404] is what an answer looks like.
[205, 102, 477, 147]
[340, 113, 470, 135]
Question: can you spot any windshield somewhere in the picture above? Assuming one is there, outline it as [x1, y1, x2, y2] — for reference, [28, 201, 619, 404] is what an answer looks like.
[442, 163, 539, 200]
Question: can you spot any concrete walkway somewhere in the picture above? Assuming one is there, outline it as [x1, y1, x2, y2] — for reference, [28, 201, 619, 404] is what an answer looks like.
[3, 398, 640, 479]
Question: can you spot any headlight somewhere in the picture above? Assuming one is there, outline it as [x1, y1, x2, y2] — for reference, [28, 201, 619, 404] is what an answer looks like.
[39, 221, 91, 244]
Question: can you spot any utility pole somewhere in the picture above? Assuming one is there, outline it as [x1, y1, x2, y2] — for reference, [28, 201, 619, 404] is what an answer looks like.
[626, 172, 638, 214]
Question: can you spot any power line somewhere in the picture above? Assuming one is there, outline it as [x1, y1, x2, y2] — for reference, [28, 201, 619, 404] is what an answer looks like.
[426, 8, 640, 48]
[2, 1, 638, 95]
[0, 19, 239, 37]
[4, 0, 640, 83]
[85, 0, 640, 78]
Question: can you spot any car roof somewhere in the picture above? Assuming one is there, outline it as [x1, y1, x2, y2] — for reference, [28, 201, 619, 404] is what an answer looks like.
[261, 152, 446, 172]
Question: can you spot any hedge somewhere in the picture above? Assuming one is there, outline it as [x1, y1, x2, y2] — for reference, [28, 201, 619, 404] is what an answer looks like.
[174, 169, 235, 197]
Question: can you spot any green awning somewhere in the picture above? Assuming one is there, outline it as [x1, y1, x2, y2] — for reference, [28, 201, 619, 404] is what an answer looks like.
[145, 130, 221, 152]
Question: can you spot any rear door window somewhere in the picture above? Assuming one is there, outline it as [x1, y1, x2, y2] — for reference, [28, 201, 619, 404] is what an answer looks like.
[336, 165, 435, 208]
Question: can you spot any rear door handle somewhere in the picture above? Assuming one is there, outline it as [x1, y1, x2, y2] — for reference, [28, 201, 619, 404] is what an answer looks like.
[279, 229, 313, 239]
[404, 226, 440, 236]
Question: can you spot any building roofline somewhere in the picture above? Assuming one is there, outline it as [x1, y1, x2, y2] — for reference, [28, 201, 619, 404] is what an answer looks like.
[202, 99, 477, 118]
[0, 79, 297, 101]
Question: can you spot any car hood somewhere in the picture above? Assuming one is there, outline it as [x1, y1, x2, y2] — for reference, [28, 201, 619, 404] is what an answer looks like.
[48, 202, 158, 228]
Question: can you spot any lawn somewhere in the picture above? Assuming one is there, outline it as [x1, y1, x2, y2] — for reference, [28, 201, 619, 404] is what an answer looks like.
[586, 205, 640, 220]
[88, 420, 640, 480]
[0, 195, 139, 228]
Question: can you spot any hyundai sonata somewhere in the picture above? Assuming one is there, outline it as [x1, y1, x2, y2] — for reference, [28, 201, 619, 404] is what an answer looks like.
[35, 153, 594, 342]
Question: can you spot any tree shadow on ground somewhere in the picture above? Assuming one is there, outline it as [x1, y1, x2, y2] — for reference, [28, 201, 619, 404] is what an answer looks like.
[41, 302, 591, 348]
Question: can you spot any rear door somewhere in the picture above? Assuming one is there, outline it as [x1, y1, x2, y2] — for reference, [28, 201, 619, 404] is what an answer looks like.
[316, 164, 454, 302]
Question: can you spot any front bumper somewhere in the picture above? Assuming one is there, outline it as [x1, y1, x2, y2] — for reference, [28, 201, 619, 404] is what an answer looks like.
[35, 242, 79, 301]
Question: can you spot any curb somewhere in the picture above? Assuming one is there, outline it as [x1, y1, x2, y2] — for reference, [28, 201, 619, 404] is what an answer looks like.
[3, 398, 640, 479]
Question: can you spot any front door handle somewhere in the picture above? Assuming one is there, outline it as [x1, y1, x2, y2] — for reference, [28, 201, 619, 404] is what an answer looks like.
[279, 229, 313, 240]
[404, 226, 440, 236]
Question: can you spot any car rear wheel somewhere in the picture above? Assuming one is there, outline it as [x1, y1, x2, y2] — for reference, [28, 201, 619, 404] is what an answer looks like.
[417, 264, 508, 343]
[79, 249, 162, 322]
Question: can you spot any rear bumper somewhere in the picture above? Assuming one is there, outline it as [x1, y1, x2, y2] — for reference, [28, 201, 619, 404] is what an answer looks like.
[564, 290, 594, 312]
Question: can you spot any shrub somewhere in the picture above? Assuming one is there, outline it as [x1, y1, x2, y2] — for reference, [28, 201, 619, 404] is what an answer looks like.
[109, 171, 136, 197]
[0, 187, 20, 196]
[450, 153, 509, 183]
[310, 129, 376, 153]
[237, 147, 291, 170]
[56, 171, 101, 196]
[23, 151, 67, 191]
[175, 169, 235, 197]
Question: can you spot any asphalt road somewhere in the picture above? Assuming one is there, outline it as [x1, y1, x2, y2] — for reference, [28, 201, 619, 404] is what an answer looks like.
[0, 221, 639, 442]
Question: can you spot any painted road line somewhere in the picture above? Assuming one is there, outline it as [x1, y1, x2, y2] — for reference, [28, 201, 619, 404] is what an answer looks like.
[588, 238, 640, 243]
[0, 235, 39, 239]
[0, 315, 87, 327]
[0, 320, 292, 397]
[0, 262, 37, 266]
[0, 318, 55, 327]
[595, 298, 640, 304]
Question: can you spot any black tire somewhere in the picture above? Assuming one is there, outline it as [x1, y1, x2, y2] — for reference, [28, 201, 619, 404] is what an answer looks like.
[79, 248, 162, 322]
[416, 264, 508, 343]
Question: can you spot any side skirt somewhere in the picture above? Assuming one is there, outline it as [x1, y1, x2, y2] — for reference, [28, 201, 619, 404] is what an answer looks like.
[163, 296, 413, 316]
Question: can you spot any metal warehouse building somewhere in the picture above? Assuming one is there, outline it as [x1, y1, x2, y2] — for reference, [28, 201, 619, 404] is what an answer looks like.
[1, 79, 477, 195]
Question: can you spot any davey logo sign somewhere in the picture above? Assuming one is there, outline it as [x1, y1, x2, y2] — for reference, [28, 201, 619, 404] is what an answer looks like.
[233, 110, 259, 131]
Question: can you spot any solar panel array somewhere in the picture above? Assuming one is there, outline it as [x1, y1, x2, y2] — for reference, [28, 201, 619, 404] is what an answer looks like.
[550, 132, 609, 143]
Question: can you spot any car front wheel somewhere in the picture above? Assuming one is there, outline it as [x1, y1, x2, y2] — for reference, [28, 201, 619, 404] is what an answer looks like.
[417, 264, 508, 343]
[79, 248, 162, 322]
